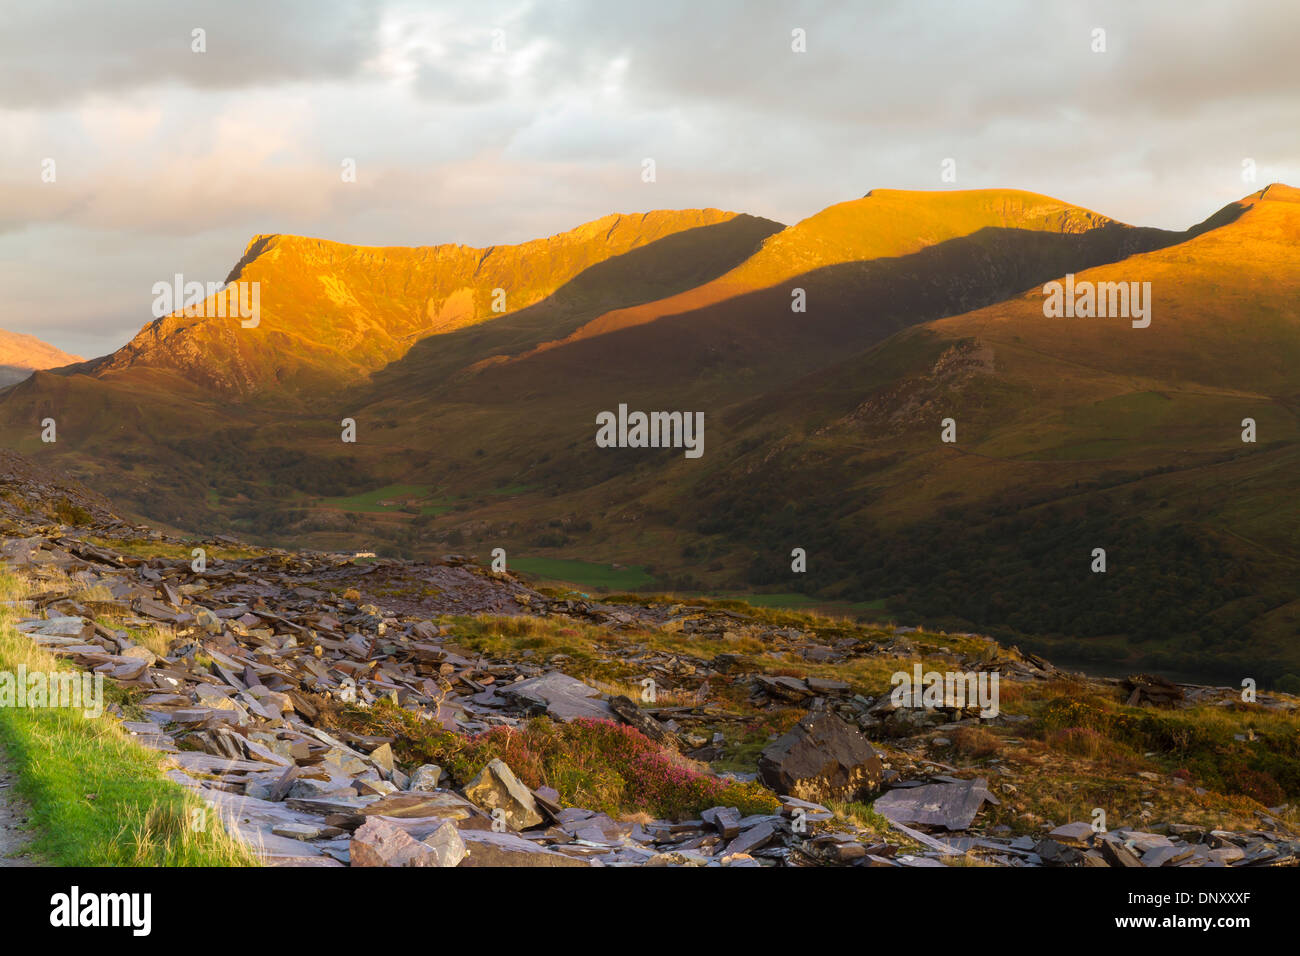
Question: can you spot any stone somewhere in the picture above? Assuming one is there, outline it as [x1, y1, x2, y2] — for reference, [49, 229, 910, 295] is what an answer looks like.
[701, 806, 743, 840]
[1208, 845, 1244, 864]
[1122, 674, 1184, 707]
[1142, 844, 1194, 867]
[422, 821, 468, 867]
[607, 694, 676, 747]
[194, 607, 224, 635]
[724, 820, 779, 857]
[757, 713, 883, 803]
[463, 759, 544, 830]
[349, 817, 464, 867]
[459, 829, 590, 867]
[1034, 838, 1081, 866]
[1100, 839, 1143, 868]
[355, 778, 398, 796]
[272, 822, 339, 841]
[368, 742, 394, 774]
[119, 644, 157, 665]
[1048, 821, 1097, 847]
[499, 672, 612, 722]
[873, 778, 995, 831]
[408, 764, 443, 791]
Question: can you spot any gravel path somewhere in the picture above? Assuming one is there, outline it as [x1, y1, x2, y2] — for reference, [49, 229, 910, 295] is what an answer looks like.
[0, 754, 35, 866]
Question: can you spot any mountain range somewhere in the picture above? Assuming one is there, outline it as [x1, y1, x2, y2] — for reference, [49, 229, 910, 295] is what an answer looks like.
[2, 185, 1296, 679]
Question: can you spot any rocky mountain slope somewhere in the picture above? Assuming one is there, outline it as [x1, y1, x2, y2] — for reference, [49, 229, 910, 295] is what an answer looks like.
[1, 450, 1296, 867]
[75, 209, 779, 398]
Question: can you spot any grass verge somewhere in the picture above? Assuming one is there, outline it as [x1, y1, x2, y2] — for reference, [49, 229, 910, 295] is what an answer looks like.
[0, 571, 257, 866]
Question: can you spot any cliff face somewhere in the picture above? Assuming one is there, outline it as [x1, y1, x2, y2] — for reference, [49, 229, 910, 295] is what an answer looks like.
[88, 209, 748, 399]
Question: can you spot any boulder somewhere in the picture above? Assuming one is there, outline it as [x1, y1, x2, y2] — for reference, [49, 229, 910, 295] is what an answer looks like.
[459, 829, 590, 867]
[408, 764, 443, 791]
[499, 672, 612, 722]
[349, 817, 465, 867]
[463, 758, 543, 830]
[757, 713, 883, 803]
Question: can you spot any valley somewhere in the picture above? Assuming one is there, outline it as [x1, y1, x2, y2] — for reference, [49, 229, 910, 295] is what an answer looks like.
[2, 186, 1296, 683]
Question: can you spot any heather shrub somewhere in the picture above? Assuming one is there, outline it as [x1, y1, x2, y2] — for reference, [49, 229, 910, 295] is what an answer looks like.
[331, 701, 778, 820]
[1226, 766, 1285, 807]
[455, 717, 778, 820]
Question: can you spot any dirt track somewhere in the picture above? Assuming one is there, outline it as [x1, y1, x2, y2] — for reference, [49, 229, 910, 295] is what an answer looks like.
[0, 753, 35, 866]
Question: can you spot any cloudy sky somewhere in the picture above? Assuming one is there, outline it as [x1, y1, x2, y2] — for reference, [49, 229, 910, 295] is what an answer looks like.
[3, 0, 1298, 358]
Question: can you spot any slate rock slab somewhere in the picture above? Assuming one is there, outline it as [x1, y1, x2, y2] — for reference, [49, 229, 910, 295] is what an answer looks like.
[459, 828, 591, 867]
[608, 694, 676, 746]
[463, 758, 544, 830]
[757, 713, 883, 803]
[873, 777, 994, 831]
[499, 672, 612, 722]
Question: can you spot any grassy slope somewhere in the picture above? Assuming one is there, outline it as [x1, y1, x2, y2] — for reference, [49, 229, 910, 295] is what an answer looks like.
[0, 572, 256, 866]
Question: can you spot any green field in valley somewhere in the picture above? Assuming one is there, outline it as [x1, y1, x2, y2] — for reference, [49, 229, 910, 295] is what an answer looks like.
[507, 557, 655, 591]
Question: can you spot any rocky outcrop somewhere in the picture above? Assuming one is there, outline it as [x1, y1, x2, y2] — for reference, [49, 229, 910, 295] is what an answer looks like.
[758, 713, 883, 803]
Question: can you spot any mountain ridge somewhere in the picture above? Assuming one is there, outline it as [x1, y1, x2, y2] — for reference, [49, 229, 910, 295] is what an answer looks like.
[2, 184, 1296, 676]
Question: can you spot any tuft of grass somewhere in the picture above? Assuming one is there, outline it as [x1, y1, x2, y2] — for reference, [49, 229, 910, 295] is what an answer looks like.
[829, 799, 894, 833]
[50, 498, 93, 527]
[951, 725, 1001, 759]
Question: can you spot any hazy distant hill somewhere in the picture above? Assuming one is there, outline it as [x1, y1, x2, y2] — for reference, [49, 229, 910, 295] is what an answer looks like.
[0, 328, 81, 386]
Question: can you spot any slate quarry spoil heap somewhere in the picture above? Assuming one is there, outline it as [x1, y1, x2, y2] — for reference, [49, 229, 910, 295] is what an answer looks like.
[0, 449, 1296, 868]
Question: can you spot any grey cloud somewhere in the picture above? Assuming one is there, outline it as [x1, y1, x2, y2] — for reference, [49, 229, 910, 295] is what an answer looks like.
[0, 0, 380, 108]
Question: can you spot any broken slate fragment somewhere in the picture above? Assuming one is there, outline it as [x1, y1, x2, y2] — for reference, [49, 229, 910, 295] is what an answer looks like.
[873, 777, 994, 831]
[701, 806, 743, 840]
[757, 712, 883, 803]
[350, 817, 465, 867]
[459, 829, 590, 867]
[499, 672, 612, 722]
[407, 764, 443, 791]
[607, 694, 677, 747]
[463, 758, 544, 830]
